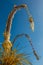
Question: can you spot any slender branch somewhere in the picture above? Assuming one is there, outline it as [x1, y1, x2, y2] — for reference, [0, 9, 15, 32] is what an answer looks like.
[12, 33, 39, 60]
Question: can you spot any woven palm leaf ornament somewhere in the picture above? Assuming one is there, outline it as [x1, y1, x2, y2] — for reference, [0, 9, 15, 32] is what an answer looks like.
[0, 4, 39, 65]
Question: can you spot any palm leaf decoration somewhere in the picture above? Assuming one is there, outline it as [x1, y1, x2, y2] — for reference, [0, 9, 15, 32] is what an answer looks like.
[0, 4, 39, 65]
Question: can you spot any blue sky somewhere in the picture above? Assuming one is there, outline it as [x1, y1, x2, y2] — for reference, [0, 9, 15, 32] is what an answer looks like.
[0, 0, 43, 65]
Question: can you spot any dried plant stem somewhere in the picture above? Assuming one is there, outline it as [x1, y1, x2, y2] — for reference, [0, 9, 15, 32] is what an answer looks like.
[12, 33, 39, 60]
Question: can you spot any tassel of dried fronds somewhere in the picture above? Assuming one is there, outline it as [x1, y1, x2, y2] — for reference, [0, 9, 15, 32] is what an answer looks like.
[0, 48, 32, 65]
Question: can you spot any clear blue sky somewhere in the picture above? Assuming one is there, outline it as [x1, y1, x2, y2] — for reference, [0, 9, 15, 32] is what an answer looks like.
[0, 0, 43, 65]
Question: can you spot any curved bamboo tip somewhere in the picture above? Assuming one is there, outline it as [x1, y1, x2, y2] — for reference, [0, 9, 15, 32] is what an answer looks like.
[14, 4, 27, 9]
[20, 4, 27, 8]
